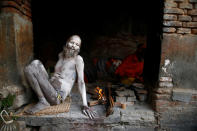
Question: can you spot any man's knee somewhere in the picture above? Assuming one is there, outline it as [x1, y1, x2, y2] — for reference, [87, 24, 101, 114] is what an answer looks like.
[24, 60, 41, 74]
[31, 60, 42, 67]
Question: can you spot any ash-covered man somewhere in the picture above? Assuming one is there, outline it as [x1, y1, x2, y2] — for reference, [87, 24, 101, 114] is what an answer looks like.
[24, 35, 96, 119]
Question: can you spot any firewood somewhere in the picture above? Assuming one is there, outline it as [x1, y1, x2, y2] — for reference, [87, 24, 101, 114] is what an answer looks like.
[105, 82, 114, 117]
[88, 100, 99, 106]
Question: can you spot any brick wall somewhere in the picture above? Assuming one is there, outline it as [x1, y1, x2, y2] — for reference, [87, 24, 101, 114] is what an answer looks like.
[152, 0, 197, 129]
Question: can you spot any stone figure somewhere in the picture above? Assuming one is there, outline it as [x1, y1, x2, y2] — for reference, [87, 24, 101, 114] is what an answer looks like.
[24, 35, 96, 119]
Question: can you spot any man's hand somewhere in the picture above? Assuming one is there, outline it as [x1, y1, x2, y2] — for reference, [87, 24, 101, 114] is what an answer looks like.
[82, 106, 96, 119]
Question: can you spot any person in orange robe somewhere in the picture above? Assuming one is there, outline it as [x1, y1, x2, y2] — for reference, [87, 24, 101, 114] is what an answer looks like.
[115, 44, 146, 82]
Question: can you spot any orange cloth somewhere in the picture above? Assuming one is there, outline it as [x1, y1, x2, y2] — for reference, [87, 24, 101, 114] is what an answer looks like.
[115, 54, 144, 81]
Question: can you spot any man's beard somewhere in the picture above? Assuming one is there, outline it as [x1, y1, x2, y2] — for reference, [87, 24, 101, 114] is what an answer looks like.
[63, 47, 80, 58]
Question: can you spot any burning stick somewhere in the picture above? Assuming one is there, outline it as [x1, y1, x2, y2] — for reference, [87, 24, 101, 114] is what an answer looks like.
[105, 82, 114, 117]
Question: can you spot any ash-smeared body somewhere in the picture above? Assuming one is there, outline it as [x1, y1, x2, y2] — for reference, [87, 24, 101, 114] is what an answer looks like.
[51, 52, 87, 106]
[24, 35, 95, 119]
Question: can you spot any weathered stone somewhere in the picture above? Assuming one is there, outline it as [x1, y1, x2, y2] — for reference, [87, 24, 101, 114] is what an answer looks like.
[159, 82, 173, 88]
[179, 3, 193, 9]
[116, 96, 127, 102]
[159, 106, 197, 130]
[192, 16, 197, 21]
[163, 14, 177, 20]
[127, 96, 136, 102]
[164, 8, 184, 14]
[121, 105, 156, 127]
[189, 0, 197, 3]
[159, 77, 173, 82]
[0, 85, 24, 98]
[154, 88, 172, 94]
[115, 89, 135, 97]
[177, 28, 191, 34]
[163, 21, 182, 27]
[188, 9, 197, 15]
[125, 126, 155, 131]
[13, 93, 31, 109]
[178, 15, 192, 21]
[164, 2, 178, 8]
[0, 9, 33, 107]
[17, 121, 26, 131]
[191, 29, 197, 34]
[161, 33, 197, 89]
[187, 22, 197, 27]
[0, 85, 32, 109]
[172, 88, 194, 102]
[163, 27, 176, 33]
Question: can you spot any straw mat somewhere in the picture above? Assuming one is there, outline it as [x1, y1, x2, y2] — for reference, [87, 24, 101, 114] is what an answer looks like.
[17, 97, 71, 116]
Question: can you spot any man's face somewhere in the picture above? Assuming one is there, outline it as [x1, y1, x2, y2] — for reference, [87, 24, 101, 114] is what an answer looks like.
[67, 37, 81, 51]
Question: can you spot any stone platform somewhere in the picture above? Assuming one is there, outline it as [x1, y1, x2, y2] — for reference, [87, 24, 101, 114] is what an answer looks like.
[17, 97, 157, 130]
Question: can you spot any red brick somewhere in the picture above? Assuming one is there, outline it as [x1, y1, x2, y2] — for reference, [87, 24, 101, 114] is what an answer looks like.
[164, 8, 184, 14]
[191, 94, 197, 101]
[177, 28, 191, 34]
[163, 21, 182, 27]
[159, 77, 173, 82]
[164, 14, 177, 20]
[154, 100, 171, 107]
[179, 3, 193, 9]
[191, 29, 197, 34]
[163, 27, 176, 32]
[178, 15, 192, 21]
[188, 9, 197, 16]
[187, 22, 197, 27]
[153, 94, 171, 100]
[154, 88, 172, 94]
[159, 81, 174, 88]
[192, 16, 197, 21]
[164, 2, 177, 8]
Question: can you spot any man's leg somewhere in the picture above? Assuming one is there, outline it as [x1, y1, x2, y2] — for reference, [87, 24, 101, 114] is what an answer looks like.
[24, 60, 59, 114]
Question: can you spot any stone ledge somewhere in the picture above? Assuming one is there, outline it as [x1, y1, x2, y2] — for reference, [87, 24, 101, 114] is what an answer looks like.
[17, 103, 157, 128]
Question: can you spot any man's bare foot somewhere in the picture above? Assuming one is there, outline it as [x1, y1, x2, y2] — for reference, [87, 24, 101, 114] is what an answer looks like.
[25, 99, 50, 114]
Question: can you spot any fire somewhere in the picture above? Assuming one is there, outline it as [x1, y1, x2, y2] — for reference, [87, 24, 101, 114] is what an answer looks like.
[95, 86, 105, 101]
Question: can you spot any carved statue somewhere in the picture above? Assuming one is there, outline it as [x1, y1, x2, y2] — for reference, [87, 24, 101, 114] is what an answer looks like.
[24, 35, 96, 119]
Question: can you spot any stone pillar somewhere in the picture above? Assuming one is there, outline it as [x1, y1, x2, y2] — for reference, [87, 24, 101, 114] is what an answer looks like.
[0, 0, 33, 108]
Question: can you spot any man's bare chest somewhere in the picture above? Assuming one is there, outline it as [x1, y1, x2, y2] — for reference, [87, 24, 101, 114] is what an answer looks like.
[60, 59, 76, 72]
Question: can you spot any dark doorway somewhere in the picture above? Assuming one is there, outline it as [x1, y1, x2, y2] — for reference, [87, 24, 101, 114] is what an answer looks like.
[31, 1, 163, 99]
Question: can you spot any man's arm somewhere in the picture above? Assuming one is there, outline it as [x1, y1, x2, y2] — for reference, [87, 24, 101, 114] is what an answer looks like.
[75, 55, 88, 106]
[75, 55, 96, 119]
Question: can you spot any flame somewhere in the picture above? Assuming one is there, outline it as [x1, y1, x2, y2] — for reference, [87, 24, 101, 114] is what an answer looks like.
[95, 86, 105, 100]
